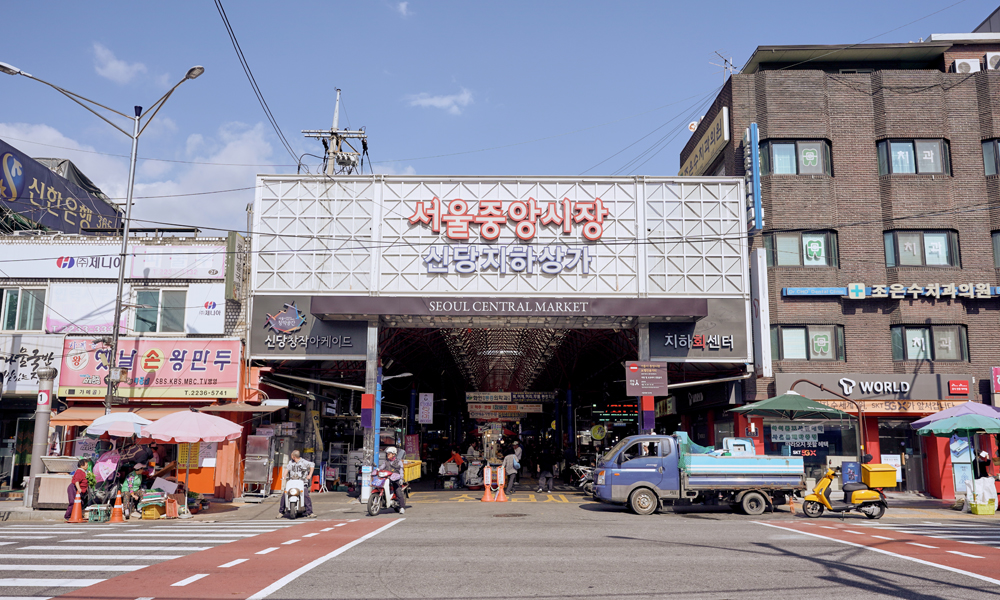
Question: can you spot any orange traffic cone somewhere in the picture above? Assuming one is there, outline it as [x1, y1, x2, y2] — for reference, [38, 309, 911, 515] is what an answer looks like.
[494, 467, 508, 502]
[788, 496, 796, 516]
[481, 466, 494, 502]
[67, 492, 84, 523]
[110, 490, 125, 523]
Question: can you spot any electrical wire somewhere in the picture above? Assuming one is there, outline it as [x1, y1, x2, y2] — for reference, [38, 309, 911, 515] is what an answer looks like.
[214, 0, 300, 167]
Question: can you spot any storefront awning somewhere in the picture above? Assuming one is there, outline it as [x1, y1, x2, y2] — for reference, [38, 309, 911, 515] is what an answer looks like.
[198, 403, 283, 414]
[51, 406, 191, 427]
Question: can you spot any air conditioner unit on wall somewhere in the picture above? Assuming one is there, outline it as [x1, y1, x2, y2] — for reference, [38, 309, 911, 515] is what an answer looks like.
[986, 53, 1000, 70]
[954, 59, 981, 73]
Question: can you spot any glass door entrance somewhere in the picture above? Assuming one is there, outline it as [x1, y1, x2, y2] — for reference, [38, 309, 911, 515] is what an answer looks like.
[878, 418, 924, 492]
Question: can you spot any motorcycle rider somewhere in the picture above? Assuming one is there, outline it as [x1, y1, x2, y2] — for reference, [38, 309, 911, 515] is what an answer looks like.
[279, 450, 315, 518]
[383, 446, 407, 514]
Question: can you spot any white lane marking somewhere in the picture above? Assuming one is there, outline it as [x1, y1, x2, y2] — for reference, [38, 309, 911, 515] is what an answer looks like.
[256, 547, 279, 555]
[0, 543, 13, 546]
[871, 535, 894, 540]
[0, 554, 180, 560]
[347, 519, 358, 522]
[302, 533, 319, 538]
[753, 522, 1000, 586]
[0, 597, 54, 600]
[171, 573, 210, 587]
[97, 532, 257, 538]
[0, 565, 147, 572]
[948, 551, 985, 559]
[843, 530, 863, 535]
[819, 526, 836, 530]
[0, 579, 104, 587]
[334, 523, 346, 527]
[320, 528, 334, 532]
[66, 539, 232, 544]
[219, 559, 249, 568]
[281, 539, 300, 545]
[907, 542, 938, 549]
[0, 536, 53, 540]
[247, 519, 403, 600]
[0, 530, 85, 534]
[23, 546, 212, 551]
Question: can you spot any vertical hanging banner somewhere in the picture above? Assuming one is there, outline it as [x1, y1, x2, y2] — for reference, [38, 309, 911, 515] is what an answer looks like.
[417, 393, 434, 424]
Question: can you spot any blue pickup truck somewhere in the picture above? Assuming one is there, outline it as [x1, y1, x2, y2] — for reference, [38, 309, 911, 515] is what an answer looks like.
[593, 433, 805, 515]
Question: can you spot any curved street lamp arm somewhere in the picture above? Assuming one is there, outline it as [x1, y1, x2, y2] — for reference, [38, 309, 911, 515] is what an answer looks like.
[14, 72, 133, 135]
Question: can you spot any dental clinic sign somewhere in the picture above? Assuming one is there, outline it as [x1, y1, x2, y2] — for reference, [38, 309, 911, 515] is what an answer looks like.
[775, 373, 975, 404]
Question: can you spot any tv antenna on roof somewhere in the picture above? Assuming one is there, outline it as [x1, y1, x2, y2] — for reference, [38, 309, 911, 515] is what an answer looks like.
[709, 51, 739, 84]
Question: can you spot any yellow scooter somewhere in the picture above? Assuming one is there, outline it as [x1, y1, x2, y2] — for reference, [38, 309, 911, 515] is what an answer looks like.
[802, 466, 888, 519]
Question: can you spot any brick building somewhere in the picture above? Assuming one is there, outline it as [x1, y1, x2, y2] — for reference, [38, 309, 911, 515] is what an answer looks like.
[680, 33, 1000, 498]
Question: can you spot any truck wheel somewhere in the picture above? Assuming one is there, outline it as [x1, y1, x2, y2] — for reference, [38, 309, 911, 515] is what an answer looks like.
[629, 488, 658, 515]
[802, 501, 824, 518]
[741, 491, 767, 516]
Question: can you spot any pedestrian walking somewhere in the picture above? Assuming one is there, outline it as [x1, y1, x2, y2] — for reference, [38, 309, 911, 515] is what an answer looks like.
[512, 440, 523, 484]
[536, 446, 556, 494]
[502, 445, 519, 496]
[64, 459, 89, 521]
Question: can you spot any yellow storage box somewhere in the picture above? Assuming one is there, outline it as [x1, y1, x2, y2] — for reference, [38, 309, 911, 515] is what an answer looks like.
[403, 460, 422, 482]
[862, 463, 898, 488]
[142, 504, 166, 520]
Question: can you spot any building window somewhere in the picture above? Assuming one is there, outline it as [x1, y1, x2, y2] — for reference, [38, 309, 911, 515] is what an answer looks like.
[759, 140, 832, 176]
[1, 288, 45, 331]
[763, 231, 838, 267]
[883, 230, 959, 267]
[993, 232, 1000, 267]
[891, 325, 967, 361]
[877, 139, 950, 175]
[135, 289, 186, 333]
[770, 325, 845, 361]
[983, 140, 1000, 176]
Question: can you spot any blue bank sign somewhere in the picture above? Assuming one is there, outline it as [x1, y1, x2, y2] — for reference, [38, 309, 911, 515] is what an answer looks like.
[0, 139, 121, 234]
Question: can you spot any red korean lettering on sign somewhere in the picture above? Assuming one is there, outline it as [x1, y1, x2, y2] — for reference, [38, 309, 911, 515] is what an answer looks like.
[408, 197, 610, 241]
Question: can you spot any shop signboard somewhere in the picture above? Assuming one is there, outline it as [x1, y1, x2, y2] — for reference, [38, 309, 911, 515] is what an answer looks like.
[749, 248, 772, 377]
[679, 107, 730, 177]
[0, 334, 62, 395]
[467, 403, 544, 420]
[0, 243, 226, 279]
[465, 392, 555, 403]
[0, 139, 121, 234]
[774, 373, 976, 403]
[417, 393, 433, 424]
[404, 434, 420, 459]
[882, 454, 903, 483]
[992, 367, 1000, 393]
[249, 295, 368, 360]
[648, 298, 751, 363]
[624, 362, 669, 397]
[57, 338, 241, 399]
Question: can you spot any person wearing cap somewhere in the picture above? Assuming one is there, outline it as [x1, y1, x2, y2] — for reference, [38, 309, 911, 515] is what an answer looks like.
[512, 440, 523, 484]
[279, 450, 316, 518]
[974, 450, 993, 479]
[120, 463, 145, 519]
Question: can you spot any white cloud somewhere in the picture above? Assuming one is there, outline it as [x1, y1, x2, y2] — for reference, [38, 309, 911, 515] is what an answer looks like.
[406, 88, 473, 115]
[154, 73, 171, 88]
[93, 42, 147, 85]
[396, 2, 411, 17]
[0, 121, 280, 232]
[371, 162, 416, 175]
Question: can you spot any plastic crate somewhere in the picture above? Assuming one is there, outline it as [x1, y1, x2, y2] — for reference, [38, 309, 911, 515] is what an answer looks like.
[142, 504, 166, 520]
[971, 499, 997, 515]
[861, 464, 898, 488]
[404, 460, 422, 482]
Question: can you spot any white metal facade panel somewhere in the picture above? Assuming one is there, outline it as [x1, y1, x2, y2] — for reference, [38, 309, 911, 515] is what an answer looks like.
[252, 175, 746, 299]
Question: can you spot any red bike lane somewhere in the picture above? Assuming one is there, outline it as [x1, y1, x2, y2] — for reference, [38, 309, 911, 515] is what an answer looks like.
[55, 518, 403, 600]
[756, 520, 1000, 585]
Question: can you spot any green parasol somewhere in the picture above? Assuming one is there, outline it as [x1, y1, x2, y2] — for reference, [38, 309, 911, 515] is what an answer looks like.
[728, 392, 852, 421]
[918, 413, 1000, 507]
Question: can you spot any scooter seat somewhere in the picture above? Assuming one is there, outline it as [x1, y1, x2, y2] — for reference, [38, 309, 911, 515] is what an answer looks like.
[842, 482, 869, 492]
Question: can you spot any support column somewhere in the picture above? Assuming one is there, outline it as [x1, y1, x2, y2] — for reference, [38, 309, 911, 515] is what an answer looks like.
[409, 386, 417, 435]
[25, 366, 56, 509]
[566, 388, 574, 458]
[361, 322, 379, 502]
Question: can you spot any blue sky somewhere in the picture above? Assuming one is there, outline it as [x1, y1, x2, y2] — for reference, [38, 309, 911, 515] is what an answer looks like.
[1, 1, 992, 232]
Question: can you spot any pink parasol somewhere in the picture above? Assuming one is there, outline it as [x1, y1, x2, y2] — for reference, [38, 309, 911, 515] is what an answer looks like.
[142, 410, 243, 443]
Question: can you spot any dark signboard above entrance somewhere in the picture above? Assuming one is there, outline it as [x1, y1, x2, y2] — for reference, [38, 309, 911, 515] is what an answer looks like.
[648, 298, 750, 363]
[250, 295, 369, 360]
[310, 296, 708, 319]
[774, 373, 975, 402]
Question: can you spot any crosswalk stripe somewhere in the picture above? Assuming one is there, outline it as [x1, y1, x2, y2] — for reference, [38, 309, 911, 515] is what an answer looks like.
[0, 596, 53, 600]
[0, 578, 105, 587]
[0, 555, 180, 560]
[94, 533, 255, 537]
[0, 537, 54, 540]
[63, 539, 233, 544]
[23, 546, 212, 551]
[0, 565, 148, 571]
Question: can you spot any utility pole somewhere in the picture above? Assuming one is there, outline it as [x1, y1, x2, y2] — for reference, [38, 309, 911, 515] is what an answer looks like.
[302, 89, 368, 175]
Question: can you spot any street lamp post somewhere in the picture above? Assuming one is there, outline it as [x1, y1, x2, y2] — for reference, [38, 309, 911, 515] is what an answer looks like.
[0, 62, 204, 415]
